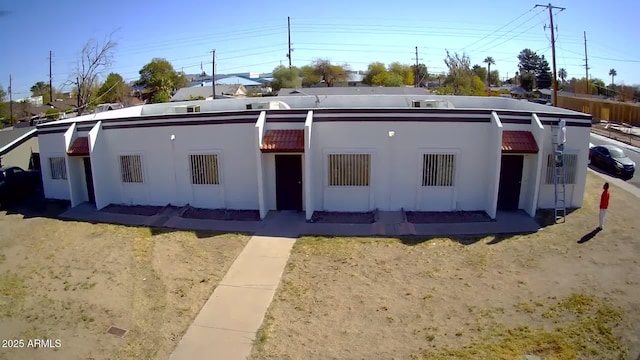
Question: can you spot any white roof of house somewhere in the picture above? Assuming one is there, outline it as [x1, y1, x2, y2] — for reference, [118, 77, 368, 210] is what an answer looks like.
[39, 94, 589, 127]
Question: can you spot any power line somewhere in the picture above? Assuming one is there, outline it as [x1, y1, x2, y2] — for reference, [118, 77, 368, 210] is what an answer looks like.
[474, 10, 548, 54]
[461, 6, 536, 51]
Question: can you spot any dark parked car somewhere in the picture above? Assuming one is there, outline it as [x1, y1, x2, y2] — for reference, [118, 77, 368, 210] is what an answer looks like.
[0, 166, 42, 209]
[589, 145, 636, 179]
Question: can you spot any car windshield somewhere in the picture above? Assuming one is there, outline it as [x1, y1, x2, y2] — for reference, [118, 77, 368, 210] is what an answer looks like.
[608, 148, 625, 158]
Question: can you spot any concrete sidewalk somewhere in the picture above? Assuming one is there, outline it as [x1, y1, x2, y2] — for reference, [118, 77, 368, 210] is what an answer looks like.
[169, 234, 295, 360]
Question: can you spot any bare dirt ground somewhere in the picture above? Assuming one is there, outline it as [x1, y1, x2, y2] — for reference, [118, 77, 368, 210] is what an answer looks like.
[252, 172, 640, 360]
[0, 213, 249, 360]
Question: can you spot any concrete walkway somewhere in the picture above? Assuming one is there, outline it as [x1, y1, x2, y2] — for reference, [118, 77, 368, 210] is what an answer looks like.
[169, 211, 303, 360]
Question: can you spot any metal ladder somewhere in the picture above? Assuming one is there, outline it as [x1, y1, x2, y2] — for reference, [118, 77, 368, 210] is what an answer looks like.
[551, 125, 566, 223]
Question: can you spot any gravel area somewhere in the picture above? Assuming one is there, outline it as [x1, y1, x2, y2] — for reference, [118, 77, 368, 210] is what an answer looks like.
[311, 211, 375, 224]
[405, 210, 491, 224]
[181, 207, 261, 221]
[101, 204, 164, 216]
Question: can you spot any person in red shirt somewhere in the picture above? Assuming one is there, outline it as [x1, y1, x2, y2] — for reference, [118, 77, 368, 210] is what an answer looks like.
[598, 182, 610, 230]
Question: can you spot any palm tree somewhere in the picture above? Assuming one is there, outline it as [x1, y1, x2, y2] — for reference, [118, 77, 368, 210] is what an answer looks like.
[483, 57, 495, 86]
[558, 68, 567, 84]
[609, 68, 617, 85]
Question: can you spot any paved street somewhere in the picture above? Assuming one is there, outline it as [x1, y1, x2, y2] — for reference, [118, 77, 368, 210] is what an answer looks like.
[590, 133, 640, 189]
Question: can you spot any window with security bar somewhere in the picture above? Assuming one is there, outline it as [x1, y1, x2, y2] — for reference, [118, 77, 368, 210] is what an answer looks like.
[328, 154, 370, 186]
[190, 154, 220, 185]
[421, 154, 456, 187]
[545, 153, 578, 184]
[119, 155, 144, 183]
[49, 157, 67, 180]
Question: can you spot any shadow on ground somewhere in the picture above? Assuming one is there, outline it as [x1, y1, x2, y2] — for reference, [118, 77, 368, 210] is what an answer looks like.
[535, 208, 579, 228]
[577, 228, 602, 244]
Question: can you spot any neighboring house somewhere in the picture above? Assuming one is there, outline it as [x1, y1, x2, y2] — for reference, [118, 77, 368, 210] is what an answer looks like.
[170, 85, 247, 101]
[35, 95, 591, 222]
[534, 89, 553, 101]
[94, 103, 124, 113]
[510, 87, 528, 99]
[0, 125, 39, 169]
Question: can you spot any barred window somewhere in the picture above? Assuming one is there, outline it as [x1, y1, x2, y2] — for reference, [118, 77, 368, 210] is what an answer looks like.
[422, 154, 456, 187]
[49, 157, 67, 180]
[328, 154, 370, 186]
[119, 155, 144, 183]
[190, 154, 220, 185]
[546, 153, 578, 184]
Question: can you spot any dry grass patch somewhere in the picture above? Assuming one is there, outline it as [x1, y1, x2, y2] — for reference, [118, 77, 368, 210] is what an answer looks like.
[0, 215, 249, 360]
[251, 172, 640, 360]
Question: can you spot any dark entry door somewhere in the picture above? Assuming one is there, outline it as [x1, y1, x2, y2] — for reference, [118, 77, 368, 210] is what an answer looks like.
[83, 157, 96, 204]
[497, 155, 524, 211]
[275, 155, 303, 211]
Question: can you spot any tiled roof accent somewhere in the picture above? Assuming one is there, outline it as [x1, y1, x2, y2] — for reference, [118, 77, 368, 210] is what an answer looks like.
[260, 130, 304, 153]
[67, 136, 90, 156]
[502, 130, 539, 153]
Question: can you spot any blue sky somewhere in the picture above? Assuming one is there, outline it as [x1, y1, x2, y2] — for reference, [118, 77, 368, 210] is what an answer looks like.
[1, 0, 639, 97]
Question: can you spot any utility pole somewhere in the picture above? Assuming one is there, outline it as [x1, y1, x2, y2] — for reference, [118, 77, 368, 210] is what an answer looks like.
[583, 31, 590, 97]
[287, 16, 293, 68]
[412, 46, 423, 87]
[49, 50, 53, 103]
[536, 3, 565, 107]
[211, 49, 216, 99]
[8, 74, 13, 125]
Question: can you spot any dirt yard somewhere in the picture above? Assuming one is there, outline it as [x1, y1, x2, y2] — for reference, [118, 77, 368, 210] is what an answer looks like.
[252, 172, 640, 360]
[0, 213, 249, 360]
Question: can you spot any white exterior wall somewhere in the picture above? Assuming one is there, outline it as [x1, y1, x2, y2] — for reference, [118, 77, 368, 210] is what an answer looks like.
[88, 122, 109, 210]
[486, 112, 503, 219]
[100, 123, 259, 209]
[309, 121, 492, 212]
[536, 122, 590, 209]
[39, 132, 71, 200]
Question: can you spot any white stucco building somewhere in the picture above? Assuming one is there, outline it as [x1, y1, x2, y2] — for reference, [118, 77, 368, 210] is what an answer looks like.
[35, 95, 592, 220]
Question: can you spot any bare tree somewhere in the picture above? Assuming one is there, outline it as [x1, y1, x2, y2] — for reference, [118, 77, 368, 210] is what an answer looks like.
[71, 33, 117, 115]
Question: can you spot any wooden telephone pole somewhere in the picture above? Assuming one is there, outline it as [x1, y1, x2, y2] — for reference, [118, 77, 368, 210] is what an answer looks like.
[536, 3, 565, 107]
[583, 31, 590, 96]
[8, 74, 13, 125]
[412, 46, 423, 87]
[211, 49, 216, 99]
[287, 17, 293, 68]
[49, 50, 54, 103]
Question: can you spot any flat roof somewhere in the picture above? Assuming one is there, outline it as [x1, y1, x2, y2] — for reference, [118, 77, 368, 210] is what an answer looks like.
[39, 94, 589, 128]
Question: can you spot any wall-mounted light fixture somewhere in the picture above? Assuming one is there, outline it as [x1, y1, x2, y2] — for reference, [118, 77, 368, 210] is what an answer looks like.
[170, 134, 176, 141]
[388, 131, 395, 137]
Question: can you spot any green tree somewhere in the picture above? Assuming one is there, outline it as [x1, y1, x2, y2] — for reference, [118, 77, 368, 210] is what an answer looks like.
[311, 59, 349, 87]
[0, 85, 5, 101]
[371, 72, 404, 87]
[517, 49, 552, 89]
[483, 56, 495, 86]
[558, 68, 567, 84]
[271, 65, 302, 91]
[45, 108, 60, 119]
[363, 62, 386, 85]
[300, 65, 321, 87]
[138, 58, 188, 103]
[97, 73, 128, 104]
[472, 65, 487, 84]
[411, 64, 428, 87]
[443, 50, 476, 95]
[489, 70, 500, 86]
[520, 72, 536, 92]
[387, 62, 414, 85]
[609, 68, 617, 85]
[30, 81, 54, 103]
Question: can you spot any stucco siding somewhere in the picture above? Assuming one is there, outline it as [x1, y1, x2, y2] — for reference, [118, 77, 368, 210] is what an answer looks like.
[100, 123, 258, 209]
[38, 133, 71, 200]
[310, 121, 492, 212]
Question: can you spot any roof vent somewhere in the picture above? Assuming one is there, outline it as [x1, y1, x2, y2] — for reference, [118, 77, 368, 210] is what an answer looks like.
[172, 105, 200, 113]
[411, 100, 454, 109]
[246, 101, 290, 110]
